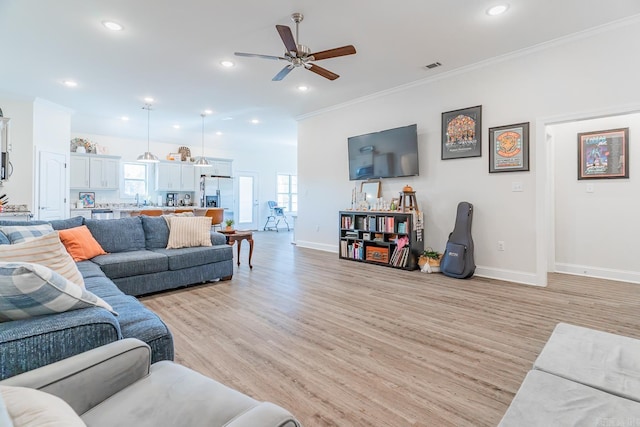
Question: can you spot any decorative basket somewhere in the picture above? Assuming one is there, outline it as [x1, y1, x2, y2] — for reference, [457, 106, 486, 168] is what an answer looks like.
[178, 146, 191, 161]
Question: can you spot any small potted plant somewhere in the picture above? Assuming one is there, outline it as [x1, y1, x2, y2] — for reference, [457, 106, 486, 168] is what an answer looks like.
[224, 218, 235, 231]
[418, 247, 442, 272]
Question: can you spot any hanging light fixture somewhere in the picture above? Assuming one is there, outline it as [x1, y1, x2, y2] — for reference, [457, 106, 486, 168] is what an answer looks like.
[193, 112, 212, 168]
[137, 103, 159, 163]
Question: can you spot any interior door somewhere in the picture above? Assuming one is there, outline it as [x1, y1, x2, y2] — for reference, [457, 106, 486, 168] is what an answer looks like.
[237, 171, 259, 230]
[38, 150, 66, 220]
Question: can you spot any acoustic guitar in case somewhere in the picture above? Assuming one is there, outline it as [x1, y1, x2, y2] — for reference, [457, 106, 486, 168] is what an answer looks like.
[441, 202, 476, 279]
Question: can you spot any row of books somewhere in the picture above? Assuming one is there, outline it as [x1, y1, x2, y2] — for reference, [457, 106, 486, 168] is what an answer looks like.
[340, 240, 364, 260]
[341, 215, 410, 234]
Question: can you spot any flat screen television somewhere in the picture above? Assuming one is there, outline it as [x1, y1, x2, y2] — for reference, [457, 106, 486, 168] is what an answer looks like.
[348, 124, 419, 181]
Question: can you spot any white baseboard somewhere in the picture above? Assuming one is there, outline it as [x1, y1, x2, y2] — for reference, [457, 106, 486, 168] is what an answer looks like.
[474, 266, 542, 287]
[555, 263, 640, 284]
[295, 240, 338, 253]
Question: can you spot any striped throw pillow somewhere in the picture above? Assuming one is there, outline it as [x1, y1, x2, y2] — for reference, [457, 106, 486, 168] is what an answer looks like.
[166, 216, 213, 249]
[0, 224, 54, 244]
[0, 262, 115, 322]
[0, 231, 85, 288]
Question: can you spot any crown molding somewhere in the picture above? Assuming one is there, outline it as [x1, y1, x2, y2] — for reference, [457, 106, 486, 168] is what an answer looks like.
[297, 13, 640, 121]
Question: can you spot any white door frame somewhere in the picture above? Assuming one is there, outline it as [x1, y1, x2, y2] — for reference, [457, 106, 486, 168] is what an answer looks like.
[236, 171, 259, 230]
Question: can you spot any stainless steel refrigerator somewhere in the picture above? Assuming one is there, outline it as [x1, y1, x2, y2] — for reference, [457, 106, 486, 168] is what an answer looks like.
[200, 176, 234, 222]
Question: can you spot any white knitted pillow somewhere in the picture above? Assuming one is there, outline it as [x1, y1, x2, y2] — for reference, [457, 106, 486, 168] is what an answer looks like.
[166, 216, 213, 249]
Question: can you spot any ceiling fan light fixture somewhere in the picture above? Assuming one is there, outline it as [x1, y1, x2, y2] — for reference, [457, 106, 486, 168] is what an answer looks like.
[486, 4, 509, 16]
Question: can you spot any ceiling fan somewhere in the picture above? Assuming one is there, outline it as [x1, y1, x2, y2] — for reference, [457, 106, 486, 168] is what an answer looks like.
[234, 13, 356, 81]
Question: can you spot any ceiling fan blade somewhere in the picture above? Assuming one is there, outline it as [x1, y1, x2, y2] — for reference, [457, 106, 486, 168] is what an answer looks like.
[234, 52, 286, 61]
[307, 64, 339, 81]
[276, 25, 298, 54]
[272, 65, 294, 81]
[310, 45, 356, 61]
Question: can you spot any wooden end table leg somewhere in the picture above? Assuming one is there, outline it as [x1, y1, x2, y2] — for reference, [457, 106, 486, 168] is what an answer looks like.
[236, 239, 242, 266]
[248, 236, 254, 269]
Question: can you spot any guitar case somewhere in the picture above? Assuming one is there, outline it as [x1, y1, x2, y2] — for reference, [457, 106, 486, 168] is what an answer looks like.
[441, 202, 476, 279]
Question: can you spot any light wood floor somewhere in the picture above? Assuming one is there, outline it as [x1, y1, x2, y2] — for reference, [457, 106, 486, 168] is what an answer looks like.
[142, 231, 640, 426]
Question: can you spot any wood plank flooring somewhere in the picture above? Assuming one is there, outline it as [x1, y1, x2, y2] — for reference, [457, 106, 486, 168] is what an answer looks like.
[141, 231, 640, 426]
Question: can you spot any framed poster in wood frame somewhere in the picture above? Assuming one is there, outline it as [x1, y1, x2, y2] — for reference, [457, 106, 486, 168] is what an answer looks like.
[489, 122, 530, 173]
[441, 105, 482, 160]
[577, 128, 629, 180]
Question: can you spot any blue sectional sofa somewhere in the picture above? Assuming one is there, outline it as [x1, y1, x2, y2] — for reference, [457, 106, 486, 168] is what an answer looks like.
[0, 215, 234, 380]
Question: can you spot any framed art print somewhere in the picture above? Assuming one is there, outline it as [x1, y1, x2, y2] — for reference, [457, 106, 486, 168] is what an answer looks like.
[79, 192, 95, 208]
[577, 128, 629, 180]
[489, 122, 530, 173]
[441, 105, 482, 160]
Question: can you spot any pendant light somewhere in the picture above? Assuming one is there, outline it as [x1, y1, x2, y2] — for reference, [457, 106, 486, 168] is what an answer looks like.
[193, 112, 212, 168]
[137, 103, 159, 163]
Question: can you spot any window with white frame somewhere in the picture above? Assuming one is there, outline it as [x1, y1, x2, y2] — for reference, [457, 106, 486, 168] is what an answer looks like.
[277, 174, 297, 212]
[123, 163, 147, 197]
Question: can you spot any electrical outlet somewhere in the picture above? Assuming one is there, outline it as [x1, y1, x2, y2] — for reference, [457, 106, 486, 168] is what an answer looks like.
[497, 240, 505, 251]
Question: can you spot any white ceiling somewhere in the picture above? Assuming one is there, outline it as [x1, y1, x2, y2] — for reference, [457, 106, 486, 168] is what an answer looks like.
[1, 0, 639, 147]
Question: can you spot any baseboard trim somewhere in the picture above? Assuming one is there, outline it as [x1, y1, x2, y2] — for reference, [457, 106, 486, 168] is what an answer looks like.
[474, 266, 542, 287]
[295, 240, 338, 253]
[555, 263, 640, 284]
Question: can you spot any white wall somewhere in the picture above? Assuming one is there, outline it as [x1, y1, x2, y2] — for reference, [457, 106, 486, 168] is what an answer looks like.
[296, 18, 640, 286]
[551, 113, 639, 283]
[0, 96, 34, 207]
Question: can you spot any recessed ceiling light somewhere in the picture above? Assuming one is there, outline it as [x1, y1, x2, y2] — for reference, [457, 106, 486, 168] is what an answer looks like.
[204, 109, 213, 115]
[486, 4, 509, 16]
[220, 60, 234, 68]
[173, 124, 180, 129]
[121, 116, 129, 121]
[102, 21, 124, 31]
[251, 119, 260, 124]
[62, 80, 78, 87]
[216, 131, 223, 136]
[297, 85, 308, 92]
[144, 97, 154, 103]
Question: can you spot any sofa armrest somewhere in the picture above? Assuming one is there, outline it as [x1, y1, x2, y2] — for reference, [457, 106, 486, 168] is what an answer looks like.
[210, 230, 227, 245]
[0, 307, 122, 380]
[0, 338, 151, 416]
[226, 402, 301, 427]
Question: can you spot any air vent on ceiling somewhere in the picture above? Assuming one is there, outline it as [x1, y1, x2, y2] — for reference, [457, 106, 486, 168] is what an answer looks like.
[424, 62, 442, 70]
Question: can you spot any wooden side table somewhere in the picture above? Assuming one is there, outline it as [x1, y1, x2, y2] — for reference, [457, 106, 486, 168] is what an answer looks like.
[221, 230, 254, 268]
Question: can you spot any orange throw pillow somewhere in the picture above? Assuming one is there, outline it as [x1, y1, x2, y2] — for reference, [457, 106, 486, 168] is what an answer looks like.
[58, 225, 108, 261]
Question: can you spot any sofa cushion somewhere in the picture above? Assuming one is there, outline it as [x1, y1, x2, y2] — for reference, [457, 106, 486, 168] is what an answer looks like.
[48, 216, 85, 231]
[498, 370, 640, 427]
[140, 215, 170, 249]
[0, 385, 86, 427]
[151, 246, 232, 271]
[0, 262, 115, 322]
[165, 216, 213, 249]
[58, 226, 108, 261]
[0, 224, 54, 244]
[75, 260, 107, 280]
[0, 232, 85, 288]
[84, 217, 145, 253]
[533, 322, 640, 403]
[91, 250, 168, 280]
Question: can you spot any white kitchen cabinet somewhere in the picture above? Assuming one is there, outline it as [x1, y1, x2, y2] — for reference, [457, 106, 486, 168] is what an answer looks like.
[180, 164, 196, 191]
[70, 155, 90, 188]
[155, 162, 182, 191]
[90, 157, 119, 189]
[211, 160, 232, 177]
[70, 154, 120, 189]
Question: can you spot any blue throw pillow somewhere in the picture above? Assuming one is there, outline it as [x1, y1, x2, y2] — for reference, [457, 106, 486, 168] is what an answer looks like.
[84, 217, 145, 253]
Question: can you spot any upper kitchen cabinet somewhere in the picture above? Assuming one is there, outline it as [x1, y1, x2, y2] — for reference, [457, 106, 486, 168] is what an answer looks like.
[156, 161, 195, 191]
[210, 160, 232, 177]
[70, 154, 120, 189]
